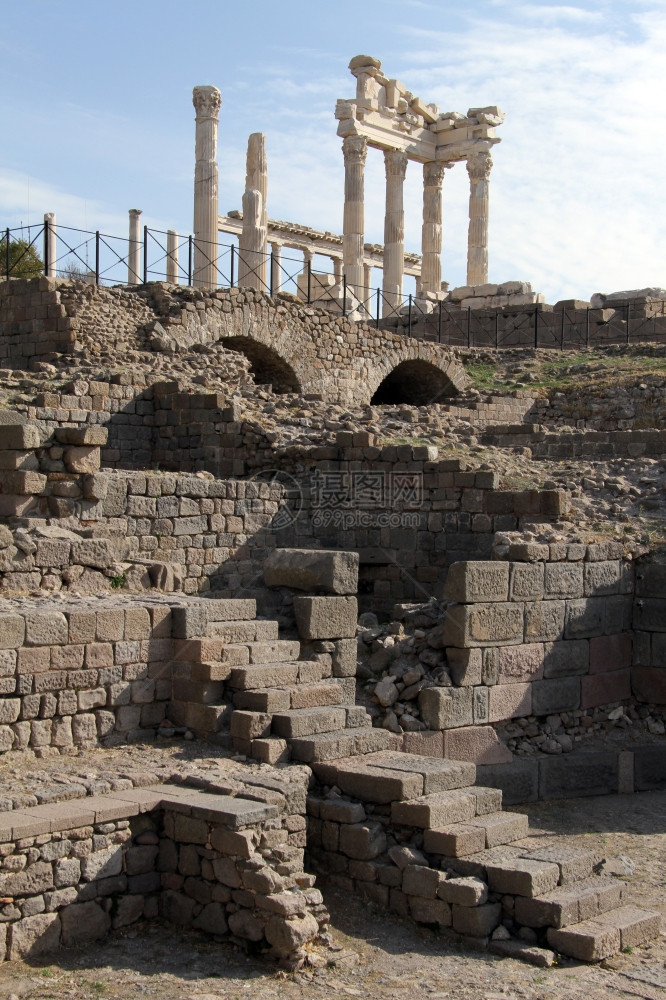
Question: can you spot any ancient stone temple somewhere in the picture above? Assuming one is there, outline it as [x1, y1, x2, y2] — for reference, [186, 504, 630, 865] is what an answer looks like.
[336, 55, 503, 310]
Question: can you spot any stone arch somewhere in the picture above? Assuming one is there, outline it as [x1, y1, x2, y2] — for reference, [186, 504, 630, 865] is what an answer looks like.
[370, 359, 459, 405]
[222, 336, 301, 394]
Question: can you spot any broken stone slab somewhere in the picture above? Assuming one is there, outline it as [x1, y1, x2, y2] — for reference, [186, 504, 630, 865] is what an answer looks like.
[264, 548, 359, 595]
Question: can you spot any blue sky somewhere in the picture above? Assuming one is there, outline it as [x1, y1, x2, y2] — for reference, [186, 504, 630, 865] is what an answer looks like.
[2, 0, 665, 300]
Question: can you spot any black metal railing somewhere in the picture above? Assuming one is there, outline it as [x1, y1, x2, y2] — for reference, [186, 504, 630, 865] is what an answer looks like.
[3, 220, 665, 349]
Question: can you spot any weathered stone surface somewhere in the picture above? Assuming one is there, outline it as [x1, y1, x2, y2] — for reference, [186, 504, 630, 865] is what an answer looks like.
[442, 603, 524, 647]
[293, 596, 358, 639]
[264, 548, 359, 595]
[418, 687, 473, 730]
[443, 561, 509, 603]
[60, 901, 110, 946]
[8, 912, 61, 959]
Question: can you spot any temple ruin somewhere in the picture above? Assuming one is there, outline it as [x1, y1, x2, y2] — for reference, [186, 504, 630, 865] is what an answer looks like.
[0, 53, 663, 976]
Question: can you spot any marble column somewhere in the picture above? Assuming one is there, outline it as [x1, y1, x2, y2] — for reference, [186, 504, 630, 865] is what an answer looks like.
[166, 229, 178, 284]
[244, 133, 268, 289]
[333, 257, 343, 282]
[44, 213, 56, 279]
[270, 241, 282, 295]
[192, 85, 222, 289]
[382, 150, 408, 317]
[342, 135, 367, 297]
[420, 161, 450, 296]
[128, 209, 142, 285]
[363, 264, 372, 306]
[466, 150, 493, 287]
[238, 189, 266, 291]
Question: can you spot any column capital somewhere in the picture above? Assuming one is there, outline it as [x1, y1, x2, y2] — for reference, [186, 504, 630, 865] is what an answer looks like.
[466, 150, 493, 181]
[342, 134, 367, 165]
[193, 85, 222, 120]
[424, 161, 452, 188]
[384, 149, 408, 179]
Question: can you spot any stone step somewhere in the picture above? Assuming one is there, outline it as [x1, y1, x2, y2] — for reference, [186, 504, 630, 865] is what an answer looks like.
[519, 845, 597, 886]
[243, 639, 302, 664]
[288, 726, 397, 763]
[313, 753, 477, 805]
[227, 660, 325, 691]
[444, 844, 526, 878]
[169, 699, 231, 733]
[467, 810, 529, 848]
[391, 788, 479, 829]
[172, 679, 226, 705]
[515, 876, 625, 930]
[173, 638, 300, 667]
[233, 682, 346, 714]
[271, 706, 349, 739]
[206, 619, 280, 642]
[485, 857, 561, 899]
[547, 905, 661, 961]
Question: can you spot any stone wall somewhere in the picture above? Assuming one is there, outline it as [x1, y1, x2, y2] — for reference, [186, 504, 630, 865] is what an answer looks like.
[0, 278, 467, 407]
[0, 777, 326, 968]
[632, 556, 666, 705]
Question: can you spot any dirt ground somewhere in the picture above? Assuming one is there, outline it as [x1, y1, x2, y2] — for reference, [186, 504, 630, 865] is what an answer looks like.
[0, 789, 664, 1000]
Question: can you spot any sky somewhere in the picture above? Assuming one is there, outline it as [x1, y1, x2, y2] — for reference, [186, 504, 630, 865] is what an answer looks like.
[2, 0, 665, 302]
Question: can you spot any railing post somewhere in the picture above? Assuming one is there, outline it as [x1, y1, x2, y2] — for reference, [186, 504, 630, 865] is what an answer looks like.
[408, 293, 412, 337]
[188, 236, 193, 286]
[143, 225, 148, 284]
[307, 257, 311, 304]
[95, 231, 100, 286]
[230, 243, 235, 289]
[376, 288, 380, 328]
[467, 306, 471, 348]
[5, 228, 10, 279]
[342, 275, 347, 318]
[438, 298, 443, 343]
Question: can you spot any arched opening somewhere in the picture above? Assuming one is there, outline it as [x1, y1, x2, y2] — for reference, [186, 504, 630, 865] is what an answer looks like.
[222, 337, 300, 394]
[370, 359, 457, 405]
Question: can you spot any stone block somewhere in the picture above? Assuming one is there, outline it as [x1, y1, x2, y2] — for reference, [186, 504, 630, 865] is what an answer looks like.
[452, 901, 501, 936]
[55, 426, 108, 445]
[81, 846, 123, 881]
[438, 876, 488, 906]
[634, 746, 666, 790]
[338, 821, 386, 860]
[633, 665, 666, 705]
[443, 726, 512, 765]
[0, 470, 46, 495]
[486, 858, 559, 897]
[391, 789, 476, 829]
[509, 562, 544, 601]
[531, 676, 581, 714]
[447, 648, 482, 686]
[24, 611, 68, 646]
[0, 613, 25, 649]
[635, 560, 666, 598]
[584, 560, 621, 596]
[408, 895, 452, 926]
[589, 633, 632, 674]
[64, 446, 101, 474]
[73, 538, 128, 569]
[488, 683, 532, 722]
[8, 912, 61, 959]
[443, 561, 509, 603]
[0, 424, 40, 450]
[476, 760, 539, 805]
[542, 640, 588, 678]
[401, 730, 444, 757]
[544, 563, 583, 598]
[564, 598, 605, 638]
[264, 548, 359, 594]
[330, 637, 357, 677]
[419, 686, 473, 730]
[424, 823, 486, 857]
[547, 919, 619, 961]
[539, 751, 618, 798]
[581, 669, 630, 708]
[524, 600, 565, 642]
[293, 595, 357, 640]
[442, 603, 524, 648]
[402, 864, 445, 898]
[498, 643, 544, 684]
[60, 900, 110, 946]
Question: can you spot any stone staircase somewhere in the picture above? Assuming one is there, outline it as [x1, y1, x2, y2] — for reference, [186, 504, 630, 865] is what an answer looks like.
[168, 598, 394, 761]
[167, 596, 660, 964]
[308, 750, 661, 963]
